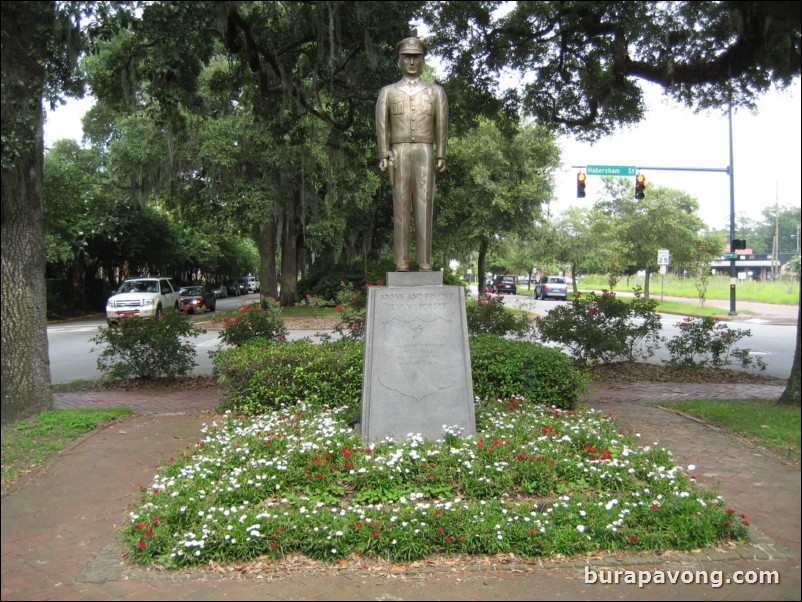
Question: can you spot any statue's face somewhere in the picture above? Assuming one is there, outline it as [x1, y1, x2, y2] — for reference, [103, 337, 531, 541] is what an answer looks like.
[398, 53, 424, 77]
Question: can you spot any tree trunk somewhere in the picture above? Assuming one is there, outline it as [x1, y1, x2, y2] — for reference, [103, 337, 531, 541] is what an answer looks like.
[642, 266, 651, 299]
[258, 215, 279, 301]
[477, 238, 489, 295]
[1, 2, 54, 423]
[279, 187, 302, 307]
[777, 287, 801, 406]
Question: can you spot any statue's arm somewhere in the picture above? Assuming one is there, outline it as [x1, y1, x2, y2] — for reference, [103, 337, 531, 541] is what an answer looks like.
[376, 87, 392, 170]
[436, 86, 448, 172]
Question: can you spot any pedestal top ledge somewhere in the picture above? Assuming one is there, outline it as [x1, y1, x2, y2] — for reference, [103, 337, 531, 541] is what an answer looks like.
[386, 271, 444, 287]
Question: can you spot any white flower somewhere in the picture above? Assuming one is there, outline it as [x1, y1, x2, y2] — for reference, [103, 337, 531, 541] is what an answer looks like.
[577, 525, 586, 533]
[687, 464, 696, 471]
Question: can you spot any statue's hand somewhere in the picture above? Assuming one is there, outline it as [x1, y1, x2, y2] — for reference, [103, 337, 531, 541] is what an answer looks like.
[379, 158, 388, 172]
[436, 158, 446, 173]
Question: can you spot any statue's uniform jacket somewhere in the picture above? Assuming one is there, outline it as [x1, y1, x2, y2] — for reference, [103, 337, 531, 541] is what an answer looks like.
[376, 80, 448, 270]
[376, 81, 448, 152]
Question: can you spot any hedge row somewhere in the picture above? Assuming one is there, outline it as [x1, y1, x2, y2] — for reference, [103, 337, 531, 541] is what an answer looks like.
[213, 335, 586, 424]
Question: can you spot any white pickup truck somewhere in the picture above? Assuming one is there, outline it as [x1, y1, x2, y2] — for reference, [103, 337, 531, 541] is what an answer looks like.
[535, 275, 568, 301]
[106, 277, 180, 325]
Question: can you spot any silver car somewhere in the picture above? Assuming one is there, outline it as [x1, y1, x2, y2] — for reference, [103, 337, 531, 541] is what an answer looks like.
[535, 275, 568, 301]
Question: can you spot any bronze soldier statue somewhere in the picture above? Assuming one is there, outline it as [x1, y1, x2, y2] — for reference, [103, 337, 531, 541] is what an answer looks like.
[376, 37, 448, 272]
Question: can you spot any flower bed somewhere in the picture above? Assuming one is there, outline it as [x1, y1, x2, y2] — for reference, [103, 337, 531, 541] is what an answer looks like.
[127, 399, 749, 567]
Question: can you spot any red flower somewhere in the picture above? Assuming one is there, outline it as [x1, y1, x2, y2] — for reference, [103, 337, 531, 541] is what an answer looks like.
[272, 543, 279, 549]
[741, 520, 750, 526]
[335, 304, 344, 311]
[138, 540, 146, 550]
[630, 535, 638, 542]
[372, 531, 380, 537]
[145, 529, 153, 538]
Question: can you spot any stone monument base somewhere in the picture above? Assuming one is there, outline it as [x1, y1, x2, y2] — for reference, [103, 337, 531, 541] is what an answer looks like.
[360, 271, 476, 442]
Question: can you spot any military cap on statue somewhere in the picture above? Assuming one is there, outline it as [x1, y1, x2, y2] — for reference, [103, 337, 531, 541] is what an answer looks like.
[395, 37, 428, 56]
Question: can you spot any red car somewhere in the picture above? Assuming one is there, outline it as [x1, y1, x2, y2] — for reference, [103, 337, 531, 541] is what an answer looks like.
[178, 285, 217, 314]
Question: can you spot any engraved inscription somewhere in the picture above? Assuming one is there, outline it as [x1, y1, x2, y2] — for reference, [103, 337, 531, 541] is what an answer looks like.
[377, 317, 457, 400]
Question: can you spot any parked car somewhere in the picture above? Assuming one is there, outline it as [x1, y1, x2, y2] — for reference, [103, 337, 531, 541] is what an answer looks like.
[535, 275, 568, 300]
[211, 282, 228, 299]
[224, 279, 245, 296]
[106, 277, 180, 325]
[178, 285, 217, 314]
[242, 275, 260, 293]
[491, 275, 518, 295]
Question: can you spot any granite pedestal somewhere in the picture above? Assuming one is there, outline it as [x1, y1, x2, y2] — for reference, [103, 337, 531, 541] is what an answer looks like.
[360, 272, 476, 442]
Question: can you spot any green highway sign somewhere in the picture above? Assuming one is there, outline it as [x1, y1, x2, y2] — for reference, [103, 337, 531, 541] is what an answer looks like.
[587, 165, 637, 177]
[723, 252, 737, 259]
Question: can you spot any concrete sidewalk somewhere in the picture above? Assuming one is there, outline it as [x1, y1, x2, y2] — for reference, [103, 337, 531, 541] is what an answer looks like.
[2, 383, 799, 601]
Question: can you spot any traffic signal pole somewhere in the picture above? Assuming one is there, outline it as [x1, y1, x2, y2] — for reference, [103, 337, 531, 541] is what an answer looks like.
[727, 102, 737, 315]
[572, 98, 739, 315]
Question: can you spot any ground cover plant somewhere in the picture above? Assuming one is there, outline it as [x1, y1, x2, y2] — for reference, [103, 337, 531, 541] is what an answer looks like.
[125, 399, 750, 568]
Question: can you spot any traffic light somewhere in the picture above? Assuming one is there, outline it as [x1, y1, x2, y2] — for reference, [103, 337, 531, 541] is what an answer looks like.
[732, 239, 747, 250]
[576, 172, 587, 198]
[635, 173, 646, 199]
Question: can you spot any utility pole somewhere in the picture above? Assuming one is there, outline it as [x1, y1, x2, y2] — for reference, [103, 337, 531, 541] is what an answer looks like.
[728, 101, 737, 315]
[773, 187, 780, 281]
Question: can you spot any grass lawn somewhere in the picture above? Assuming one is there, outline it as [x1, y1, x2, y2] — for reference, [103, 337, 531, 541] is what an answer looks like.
[662, 399, 800, 464]
[1, 408, 134, 490]
[576, 274, 799, 305]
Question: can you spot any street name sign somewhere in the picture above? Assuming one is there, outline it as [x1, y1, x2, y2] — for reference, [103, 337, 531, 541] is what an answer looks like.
[587, 165, 637, 177]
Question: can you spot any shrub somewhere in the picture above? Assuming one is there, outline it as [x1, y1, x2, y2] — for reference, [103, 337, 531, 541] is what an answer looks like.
[466, 293, 534, 338]
[469, 335, 587, 409]
[91, 312, 204, 380]
[299, 261, 465, 302]
[664, 316, 767, 370]
[535, 289, 662, 364]
[218, 298, 288, 347]
[298, 260, 396, 301]
[332, 278, 387, 341]
[213, 340, 365, 424]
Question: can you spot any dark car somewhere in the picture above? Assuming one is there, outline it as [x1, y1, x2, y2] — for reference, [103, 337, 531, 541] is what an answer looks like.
[178, 285, 217, 313]
[211, 282, 228, 299]
[491, 275, 518, 295]
[224, 279, 244, 296]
